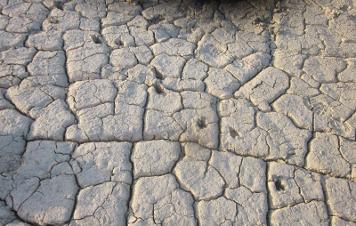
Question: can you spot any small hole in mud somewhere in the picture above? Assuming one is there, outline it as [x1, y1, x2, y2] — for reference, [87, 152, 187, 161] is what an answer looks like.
[253, 17, 264, 24]
[155, 70, 164, 80]
[147, 15, 164, 25]
[54, 1, 63, 10]
[274, 179, 285, 191]
[197, 117, 207, 129]
[252, 16, 269, 27]
[229, 127, 238, 138]
[48, 16, 59, 24]
[154, 83, 164, 94]
[115, 38, 123, 46]
[91, 35, 102, 44]
[193, 0, 205, 10]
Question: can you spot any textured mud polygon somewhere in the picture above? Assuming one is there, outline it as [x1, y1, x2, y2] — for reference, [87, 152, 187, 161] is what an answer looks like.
[0, 0, 355, 225]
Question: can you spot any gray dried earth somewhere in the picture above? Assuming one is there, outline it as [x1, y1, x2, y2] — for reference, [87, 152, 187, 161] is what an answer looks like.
[0, 0, 355, 225]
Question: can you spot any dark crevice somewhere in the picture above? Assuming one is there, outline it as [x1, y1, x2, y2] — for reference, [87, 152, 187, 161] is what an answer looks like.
[274, 178, 285, 191]
[153, 82, 165, 94]
[48, 16, 59, 24]
[229, 127, 238, 138]
[91, 35, 102, 44]
[54, 1, 64, 10]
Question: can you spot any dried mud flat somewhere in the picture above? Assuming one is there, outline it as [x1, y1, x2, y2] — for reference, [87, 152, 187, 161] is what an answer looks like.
[0, 0, 355, 225]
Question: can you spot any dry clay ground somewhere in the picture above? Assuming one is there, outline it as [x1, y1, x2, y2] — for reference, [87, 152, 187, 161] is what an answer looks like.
[0, 0, 355, 225]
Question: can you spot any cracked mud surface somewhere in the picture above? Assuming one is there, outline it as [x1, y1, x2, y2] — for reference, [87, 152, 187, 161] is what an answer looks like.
[0, 0, 355, 225]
